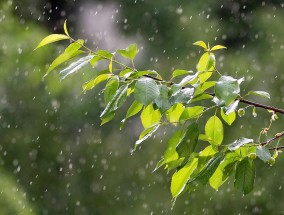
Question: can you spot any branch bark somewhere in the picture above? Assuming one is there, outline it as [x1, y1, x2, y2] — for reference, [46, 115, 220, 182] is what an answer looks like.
[260, 131, 284, 147]
[239, 98, 284, 115]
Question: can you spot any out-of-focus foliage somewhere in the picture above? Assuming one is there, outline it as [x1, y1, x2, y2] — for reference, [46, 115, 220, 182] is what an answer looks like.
[1, 0, 284, 214]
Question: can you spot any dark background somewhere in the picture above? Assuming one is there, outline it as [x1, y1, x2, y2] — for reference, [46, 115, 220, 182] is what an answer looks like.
[1, 0, 284, 214]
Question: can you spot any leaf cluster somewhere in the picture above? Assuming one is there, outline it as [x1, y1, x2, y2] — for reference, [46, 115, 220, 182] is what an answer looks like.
[35, 21, 282, 203]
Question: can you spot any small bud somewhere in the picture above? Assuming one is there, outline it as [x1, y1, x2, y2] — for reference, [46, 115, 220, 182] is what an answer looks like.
[248, 153, 256, 159]
[272, 113, 278, 121]
[268, 157, 275, 166]
[252, 107, 257, 117]
[263, 127, 269, 134]
[273, 151, 278, 159]
[238, 108, 245, 117]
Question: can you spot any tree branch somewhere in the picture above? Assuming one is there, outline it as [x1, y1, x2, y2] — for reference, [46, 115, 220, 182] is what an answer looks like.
[269, 146, 284, 151]
[239, 98, 284, 115]
[260, 131, 284, 146]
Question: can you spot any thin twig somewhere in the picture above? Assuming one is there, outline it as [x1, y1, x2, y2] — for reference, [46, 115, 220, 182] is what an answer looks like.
[260, 131, 284, 146]
[239, 98, 284, 115]
[269, 146, 284, 151]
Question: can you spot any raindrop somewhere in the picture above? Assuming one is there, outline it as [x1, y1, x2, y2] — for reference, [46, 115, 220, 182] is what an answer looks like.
[176, 8, 183, 15]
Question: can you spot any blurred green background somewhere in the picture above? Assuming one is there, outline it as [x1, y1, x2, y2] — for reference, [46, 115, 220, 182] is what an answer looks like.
[1, 0, 284, 214]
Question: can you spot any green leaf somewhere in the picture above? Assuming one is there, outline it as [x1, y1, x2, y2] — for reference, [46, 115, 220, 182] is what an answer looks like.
[34, 34, 69, 50]
[100, 85, 128, 118]
[96, 50, 114, 59]
[120, 100, 144, 129]
[180, 106, 204, 121]
[45, 40, 84, 77]
[248, 91, 270, 99]
[215, 76, 240, 106]
[134, 77, 160, 106]
[205, 116, 223, 145]
[191, 94, 213, 103]
[171, 70, 193, 79]
[164, 130, 184, 164]
[206, 53, 215, 71]
[171, 158, 198, 198]
[119, 69, 133, 78]
[188, 153, 224, 190]
[228, 137, 254, 151]
[117, 43, 138, 60]
[193, 81, 216, 97]
[211, 45, 227, 51]
[82, 74, 112, 92]
[170, 88, 194, 104]
[126, 100, 143, 119]
[234, 158, 255, 195]
[90, 56, 103, 67]
[197, 52, 215, 83]
[220, 108, 236, 126]
[176, 123, 199, 157]
[60, 55, 93, 80]
[135, 124, 160, 146]
[129, 70, 160, 79]
[104, 76, 119, 104]
[166, 103, 185, 123]
[179, 73, 198, 86]
[193, 41, 207, 50]
[152, 158, 165, 173]
[166, 158, 186, 171]
[64, 20, 70, 37]
[154, 85, 171, 113]
[109, 58, 113, 73]
[209, 152, 240, 190]
[256, 146, 271, 162]
[225, 100, 239, 115]
[140, 104, 161, 129]
[101, 111, 115, 125]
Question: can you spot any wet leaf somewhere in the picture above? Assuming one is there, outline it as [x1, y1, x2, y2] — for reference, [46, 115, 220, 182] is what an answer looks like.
[135, 124, 160, 146]
[154, 85, 171, 113]
[171, 158, 198, 198]
[205, 116, 223, 145]
[176, 123, 199, 157]
[34, 34, 69, 50]
[104, 76, 119, 104]
[63, 20, 70, 37]
[140, 104, 161, 129]
[211, 45, 227, 51]
[164, 130, 184, 164]
[209, 152, 239, 190]
[220, 108, 236, 126]
[134, 77, 160, 106]
[45, 40, 84, 77]
[228, 138, 254, 151]
[171, 70, 193, 79]
[215, 76, 240, 106]
[117, 43, 138, 60]
[193, 41, 207, 50]
[60, 55, 93, 80]
[166, 103, 185, 123]
[82, 74, 112, 92]
[248, 91, 270, 99]
[234, 158, 255, 195]
[256, 146, 271, 162]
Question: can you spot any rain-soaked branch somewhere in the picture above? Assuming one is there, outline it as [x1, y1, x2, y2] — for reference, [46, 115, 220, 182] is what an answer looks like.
[269, 146, 284, 151]
[239, 98, 284, 115]
[74, 36, 284, 115]
[206, 93, 284, 115]
[260, 131, 284, 147]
